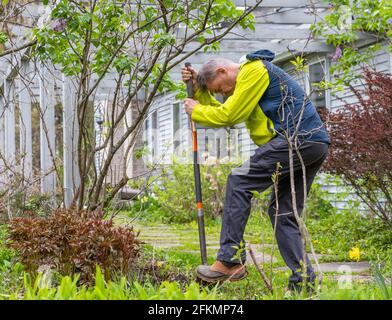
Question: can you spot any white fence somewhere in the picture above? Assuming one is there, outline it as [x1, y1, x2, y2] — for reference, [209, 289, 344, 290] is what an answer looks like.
[0, 53, 80, 208]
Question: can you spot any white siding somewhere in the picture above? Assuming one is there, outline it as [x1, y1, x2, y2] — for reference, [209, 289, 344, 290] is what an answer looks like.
[146, 92, 246, 164]
[147, 92, 190, 164]
[330, 45, 391, 111]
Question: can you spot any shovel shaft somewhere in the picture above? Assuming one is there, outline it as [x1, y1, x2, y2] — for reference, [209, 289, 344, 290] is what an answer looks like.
[185, 62, 208, 265]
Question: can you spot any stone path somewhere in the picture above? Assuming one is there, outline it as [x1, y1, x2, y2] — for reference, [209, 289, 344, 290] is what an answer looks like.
[275, 261, 370, 275]
[133, 223, 372, 279]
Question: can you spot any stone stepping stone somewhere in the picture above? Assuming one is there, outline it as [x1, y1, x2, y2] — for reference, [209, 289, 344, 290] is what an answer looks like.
[182, 250, 213, 255]
[147, 242, 184, 248]
[140, 233, 218, 241]
[144, 240, 219, 249]
[139, 237, 182, 242]
[327, 274, 373, 283]
[142, 238, 219, 244]
[249, 243, 274, 249]
[133, 225, 174, 229]
[317, 261, 370, 273]
[275, 261, 370, 273]
[139, 234, 181, 238]
[205, 245, 221, 250]
[140, 231, 179, 235]
[141, 239, 184, 244]
[134, 229, 179, 234]
[309, 253, 327, 261]
[179, 246, 221, 253]
[245, 250, 277, 265]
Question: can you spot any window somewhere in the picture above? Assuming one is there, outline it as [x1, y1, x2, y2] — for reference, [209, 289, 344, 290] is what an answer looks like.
[216, 137, 221, 159]
[173, 103, 181, 153]
[308, 61, 327, 110]
[204, 135, 209, 154]
[226, 127, 239, 159]
[151, 110, 158, 161]
[144, 117, 149, 144]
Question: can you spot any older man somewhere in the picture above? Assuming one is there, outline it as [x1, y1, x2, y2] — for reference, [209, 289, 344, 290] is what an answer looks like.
[182, 50, 330, 292]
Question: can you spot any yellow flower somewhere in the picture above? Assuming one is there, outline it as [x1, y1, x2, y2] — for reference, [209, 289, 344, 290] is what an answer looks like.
[348, 247, 361, 261]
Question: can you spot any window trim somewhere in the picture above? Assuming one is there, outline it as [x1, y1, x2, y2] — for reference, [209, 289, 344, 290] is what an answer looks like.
[306, 56, 331, 111]
[390, 51, 392, 74]
[172, 102, 182, 155]
[149, 109, 158, 163]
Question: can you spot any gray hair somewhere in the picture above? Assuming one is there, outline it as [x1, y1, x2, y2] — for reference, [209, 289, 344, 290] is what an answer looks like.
[197, 58, 233, 91]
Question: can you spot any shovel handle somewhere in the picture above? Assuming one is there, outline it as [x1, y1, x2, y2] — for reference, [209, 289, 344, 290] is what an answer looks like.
[185, 62, 194, 98]
[185, 62, 207, 265]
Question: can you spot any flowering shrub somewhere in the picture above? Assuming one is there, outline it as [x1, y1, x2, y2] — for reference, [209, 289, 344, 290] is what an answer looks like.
[324, 69, 392, 225]
[8, 208, 141, 284]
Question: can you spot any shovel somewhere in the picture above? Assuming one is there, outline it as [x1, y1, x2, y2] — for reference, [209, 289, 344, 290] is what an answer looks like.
[185, 62, 208, 265]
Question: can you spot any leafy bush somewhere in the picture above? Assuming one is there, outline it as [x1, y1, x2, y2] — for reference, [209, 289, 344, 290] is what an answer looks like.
[125, 196, 163, 222]
[371, 257, 392, 300]
[154, 159, 233, 222]
[311, 0, 391, 86]
[304, 176, 337, 220]
[11, 266, 216, 300]
[0, 225, 24, 299]
[128, 158, 340, 224]
[8, 208, 141, 284]
[307, 206, 392, 260]
[11, 192, 55, 217]
[324, 69, 392, 226]
[2, 183, 56, 218]
[0, 226, 15, 266]
[0, 202, 8, 224]
[128, 158, 240, 223]
[0, 261, 24, 300]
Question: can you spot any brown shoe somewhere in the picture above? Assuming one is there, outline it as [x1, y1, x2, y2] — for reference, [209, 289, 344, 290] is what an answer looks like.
[196, 261, 247, 283]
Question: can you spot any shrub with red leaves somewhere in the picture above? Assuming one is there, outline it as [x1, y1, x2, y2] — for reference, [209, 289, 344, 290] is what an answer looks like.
[324, 69, 392, 225]
[8, 209, 141, 284]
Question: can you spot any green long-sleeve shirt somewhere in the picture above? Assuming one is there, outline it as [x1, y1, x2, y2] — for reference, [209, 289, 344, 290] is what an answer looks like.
[191, 60, 276, 146]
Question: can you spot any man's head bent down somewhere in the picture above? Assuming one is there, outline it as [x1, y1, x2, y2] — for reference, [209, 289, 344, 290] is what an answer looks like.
[196, 59, 240, 97]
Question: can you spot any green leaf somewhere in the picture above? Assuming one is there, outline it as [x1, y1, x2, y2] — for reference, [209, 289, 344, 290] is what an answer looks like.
[0, 32, 8, 45]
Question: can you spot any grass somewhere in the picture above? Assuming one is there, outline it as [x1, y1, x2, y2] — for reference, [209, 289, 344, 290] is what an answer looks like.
[112, 207, 392, 300]
[118, 243, 392, 300]
[0, 202, 390, 300]
[118, 209, 349, 265]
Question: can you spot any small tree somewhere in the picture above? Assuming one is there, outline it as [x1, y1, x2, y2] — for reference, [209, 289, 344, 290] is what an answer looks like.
[0, 0, 263, 212]
[311, 0, 392, 87]
[324, 69, 392, 225]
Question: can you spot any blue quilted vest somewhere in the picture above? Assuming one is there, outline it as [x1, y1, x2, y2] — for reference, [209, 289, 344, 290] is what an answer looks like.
[246, 50, 330, 144]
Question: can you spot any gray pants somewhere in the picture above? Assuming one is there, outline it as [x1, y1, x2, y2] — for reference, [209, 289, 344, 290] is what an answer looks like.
[217, 136, 329, 284]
